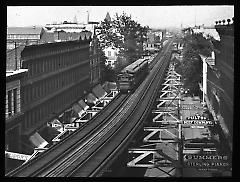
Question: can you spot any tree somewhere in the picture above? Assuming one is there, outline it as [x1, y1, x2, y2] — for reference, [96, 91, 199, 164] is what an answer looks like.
[175, 32, 214, 96]
[98, 12, 148, 68]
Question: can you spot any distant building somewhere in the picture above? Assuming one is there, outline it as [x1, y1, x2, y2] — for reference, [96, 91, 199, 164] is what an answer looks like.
[104, 46, 119, 68]
[7, 27, 44, 50]
[44, 22, 86, 33]
[192, 25, 220, 41]
[105, 12, 111, 22]
[7, 22, 97, 49]
[6, 45, 25, 71]
[144, 31, 162, 53]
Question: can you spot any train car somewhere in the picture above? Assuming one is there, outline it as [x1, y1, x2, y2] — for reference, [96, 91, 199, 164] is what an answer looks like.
[117, 58, 149, 92]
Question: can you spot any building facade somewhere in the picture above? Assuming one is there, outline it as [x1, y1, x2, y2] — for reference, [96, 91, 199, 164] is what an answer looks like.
[5, 69, 28, 173]
[6, 70, 28, 152]
[18, 34, 92, 153]
[214, 20, 233, 146]
[7, 27, 44, 50]
[206, 18, 234, 149]
[143, 31, 163, 53]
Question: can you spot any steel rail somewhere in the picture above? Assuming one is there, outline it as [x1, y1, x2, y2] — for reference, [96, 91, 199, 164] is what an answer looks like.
[6, 93, 129, 177]
[47, 42, 172, 177]
[62, 39, 175, 177]
[43, 86, 142, 177]
[86, 39, 174, 177]
[7, 38, 174, 177]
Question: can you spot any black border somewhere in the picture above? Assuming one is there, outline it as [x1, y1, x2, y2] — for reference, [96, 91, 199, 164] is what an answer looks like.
[2, 0, 237, 181]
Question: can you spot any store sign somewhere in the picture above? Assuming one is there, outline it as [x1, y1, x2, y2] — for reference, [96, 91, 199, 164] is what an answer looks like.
[186, 115, 207, 120]
[184, 154, 231, 171]
[5, 151, 31, 161]
[182, 120, 214, 126]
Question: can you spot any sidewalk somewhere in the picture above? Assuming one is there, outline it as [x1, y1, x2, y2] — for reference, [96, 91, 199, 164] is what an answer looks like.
[144, 95, 214, 177]
[181, 96, 212, 177]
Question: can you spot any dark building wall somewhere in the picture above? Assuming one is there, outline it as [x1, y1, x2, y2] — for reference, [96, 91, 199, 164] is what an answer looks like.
[6, 71, 27, 153]
[212, 24, 234, 143]
[20, 39, 91, 137]
[215, 35, 234, 102]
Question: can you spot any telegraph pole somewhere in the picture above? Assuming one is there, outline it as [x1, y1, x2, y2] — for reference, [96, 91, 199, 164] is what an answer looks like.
[15, 42, 17, 70]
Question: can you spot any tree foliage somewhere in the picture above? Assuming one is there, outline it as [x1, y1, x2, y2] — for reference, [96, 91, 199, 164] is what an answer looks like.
[98, 49, 116, 82]
[176, 33, 214, 95]
[98, 12, 149, 68]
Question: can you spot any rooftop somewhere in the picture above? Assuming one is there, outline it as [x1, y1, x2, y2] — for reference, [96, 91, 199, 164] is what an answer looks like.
[7, 27, 43, 35]
[44, 23, 86, 33]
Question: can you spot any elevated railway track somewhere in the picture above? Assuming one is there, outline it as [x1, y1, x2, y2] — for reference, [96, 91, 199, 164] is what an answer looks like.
[6, 38, 174, 177]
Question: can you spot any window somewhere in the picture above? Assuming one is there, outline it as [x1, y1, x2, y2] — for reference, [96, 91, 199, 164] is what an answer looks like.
[7, 90, 12, 116]
[13, 88, 17, 114]
[6, 88, 19, 118]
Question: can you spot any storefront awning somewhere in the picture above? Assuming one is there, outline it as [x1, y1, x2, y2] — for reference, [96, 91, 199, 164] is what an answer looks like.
[102, 82, 111, 93]
[86, 93, 98, 104]
[78, 99, 89, 110]
[92, 84, 107, 100]
[29, 132, 48, 148]
[72, 103, 85, 117]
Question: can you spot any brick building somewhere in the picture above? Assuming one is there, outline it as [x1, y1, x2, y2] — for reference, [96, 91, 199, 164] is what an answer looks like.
[5, 21, 103, 175]
[7, 27, 44, 50]
[5, 69, 28, 173]
[5, 31, 100, 154]
[6, 69, 28, 152]
[19, 34, 93, 152]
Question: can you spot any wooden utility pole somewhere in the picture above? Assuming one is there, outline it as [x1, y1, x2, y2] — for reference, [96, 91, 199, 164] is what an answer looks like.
[15, 42, 17, 70]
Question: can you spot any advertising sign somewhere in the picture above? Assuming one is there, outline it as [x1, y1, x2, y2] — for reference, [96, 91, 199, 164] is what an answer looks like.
[184, 153, 231, 171]
[182, 120, 214, 126]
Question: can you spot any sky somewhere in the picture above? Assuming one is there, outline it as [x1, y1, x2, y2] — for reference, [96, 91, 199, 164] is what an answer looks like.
[7, 6, 234, 29]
